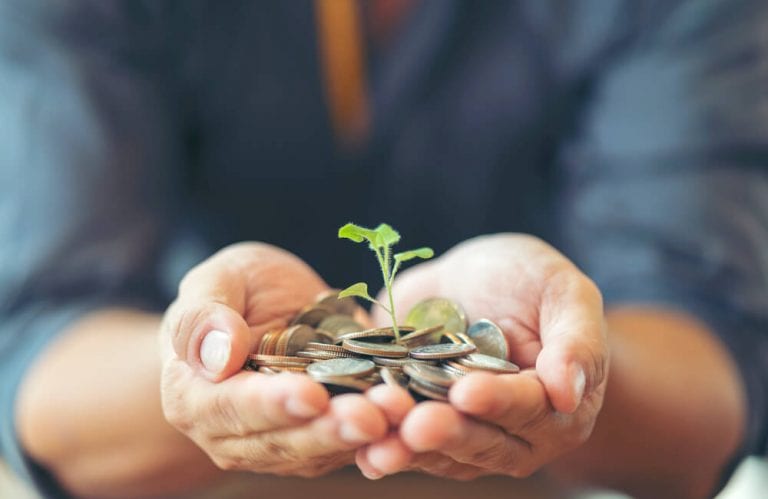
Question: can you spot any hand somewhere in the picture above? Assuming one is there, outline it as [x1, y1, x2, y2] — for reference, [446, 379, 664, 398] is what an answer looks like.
[355, 234, 608, 479]
[159, 243, 388, 477]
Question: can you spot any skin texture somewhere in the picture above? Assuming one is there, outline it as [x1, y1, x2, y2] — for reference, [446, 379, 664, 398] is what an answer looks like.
[159, 243, 389, 476]
[16, 236, 746, 498]
[357, 234, 609, 479]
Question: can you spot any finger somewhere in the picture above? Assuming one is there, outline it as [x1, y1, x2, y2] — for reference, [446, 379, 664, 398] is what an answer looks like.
[449, 371, 549, 433]
[537, 274, 607, 413]
[213, 394, 388, 469]
[165, 249, 253, 380]
[356, 433, 413, 478]
[167, 243, 328, 380]
[176, 371, 330, 436]
[405, 452, 490, 480]
[400, 402, 532, 476]
[365, 384, 415, 426]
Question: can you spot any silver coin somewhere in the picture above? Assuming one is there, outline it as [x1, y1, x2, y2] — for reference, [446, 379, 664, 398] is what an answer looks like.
[409, 342, 476, 360]
[380, 367, 408, 388]
[312, 374, 374, 393]
[456, 353, 520, 373]
[403, 362, 459, 388]
[400, 324, 444, 347]
[405, 298, 468, 336]
[314, 289, 359, 316]
[342, 339, 409, 358]
[408, 379, 450, 401]
[466, 319, 509, 360]
[290, 305, 331, 327]
[318, 314, 365, 336]
[306, 358, 376, 378]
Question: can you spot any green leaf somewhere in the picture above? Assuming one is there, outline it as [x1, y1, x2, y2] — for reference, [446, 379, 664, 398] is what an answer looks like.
[394, 247, 434, 264]
[338, 282, 374, 302]
[338, 223, 377, 244]
[373, 224, 401, 247]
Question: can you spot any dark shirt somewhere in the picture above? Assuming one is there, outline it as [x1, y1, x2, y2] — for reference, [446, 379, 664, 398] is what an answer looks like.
[1, 0, 767, 495]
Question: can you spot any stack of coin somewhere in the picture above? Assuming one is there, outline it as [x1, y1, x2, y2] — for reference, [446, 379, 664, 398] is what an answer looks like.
[244, 292, 520, 402]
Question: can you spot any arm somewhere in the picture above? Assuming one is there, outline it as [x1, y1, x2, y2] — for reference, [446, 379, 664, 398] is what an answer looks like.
[17, 242, 397, 499]
[0, 3, 184, 496]
[550, 307, 746, 498]
[553, 0, 768, 494]
[15, 310, 226, 498]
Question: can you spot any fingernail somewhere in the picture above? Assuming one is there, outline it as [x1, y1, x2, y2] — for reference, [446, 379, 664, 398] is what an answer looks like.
[572, 365, 586, 407]
[340, 422, 373, 444]
[363, 468, 385, 480]
[286, 397, 322, 418]
[200, 330, 231, 374]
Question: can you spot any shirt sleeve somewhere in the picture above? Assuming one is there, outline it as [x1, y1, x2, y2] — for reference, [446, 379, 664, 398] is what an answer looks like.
[558, 0, 768, 481]
[0, 2, 181, 494]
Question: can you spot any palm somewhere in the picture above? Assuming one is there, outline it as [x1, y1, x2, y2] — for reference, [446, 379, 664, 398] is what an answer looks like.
[375, 234, 579, 369]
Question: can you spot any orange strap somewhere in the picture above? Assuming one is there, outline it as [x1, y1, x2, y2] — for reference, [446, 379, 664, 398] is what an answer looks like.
[314, 0, 371, 148]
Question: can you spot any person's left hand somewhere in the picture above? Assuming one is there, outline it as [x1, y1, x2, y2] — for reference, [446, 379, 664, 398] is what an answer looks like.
[353, 234, 608, 480]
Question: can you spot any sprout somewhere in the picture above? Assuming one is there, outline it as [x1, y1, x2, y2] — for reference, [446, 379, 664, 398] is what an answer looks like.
[338, 222, 434, 343]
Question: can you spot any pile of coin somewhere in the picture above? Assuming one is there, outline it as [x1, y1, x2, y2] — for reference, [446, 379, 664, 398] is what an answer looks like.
[245, 291, 519, 401]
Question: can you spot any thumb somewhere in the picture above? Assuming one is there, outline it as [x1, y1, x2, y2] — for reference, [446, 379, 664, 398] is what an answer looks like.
[167, 300, 256, 382]
[536, 275, 607, 413]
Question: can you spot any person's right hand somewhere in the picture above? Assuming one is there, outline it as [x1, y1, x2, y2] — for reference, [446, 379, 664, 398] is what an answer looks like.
[159, 243, 388, 477]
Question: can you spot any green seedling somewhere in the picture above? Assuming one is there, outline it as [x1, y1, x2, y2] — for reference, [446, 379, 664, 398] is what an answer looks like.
[337, 222, 433, 343]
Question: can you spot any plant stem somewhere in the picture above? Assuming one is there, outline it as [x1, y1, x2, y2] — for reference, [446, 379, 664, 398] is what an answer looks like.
[375, 244, 401, 343]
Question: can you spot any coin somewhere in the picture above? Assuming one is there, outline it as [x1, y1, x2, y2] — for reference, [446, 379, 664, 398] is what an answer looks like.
[305, 342, 347, 354]
[380, 367, 408, 388]
[441, 332, 464, 344]
[296, 350, 356, 360]
[258, 330, 281, 355]
[318, 314, 366, 336]
[306, 358, 376, 378]
[405, 298, 468, 336]
[466, 319, 509, 360]
[290, 305, 331, 327]
[312, 375, 374, 393]
[336, 326, 404, 344]
[372, 356, 437, 368]
[314, 289, 358, 316]
[456, 353, 520, 373]
[409, 343, 476, 360]
[342, 338, 409, 358]
[403, 363, 459, 388]
[442, 363, 470, 377]
[276, 325, 322, 356]
[409, 379, 449, 401]
[248, 354, 313, 365]
[400, 324, 444, 347]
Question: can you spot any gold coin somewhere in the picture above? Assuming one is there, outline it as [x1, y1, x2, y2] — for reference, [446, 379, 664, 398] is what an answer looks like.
[405, 298, 468, 336]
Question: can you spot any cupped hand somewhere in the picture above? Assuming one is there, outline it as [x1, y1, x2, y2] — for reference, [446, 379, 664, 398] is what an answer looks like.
[356, 234, 608, 479]
[159, 243, 388, 477]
